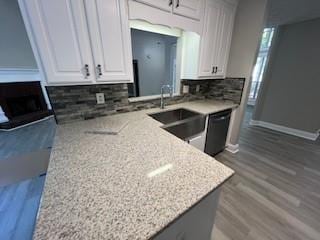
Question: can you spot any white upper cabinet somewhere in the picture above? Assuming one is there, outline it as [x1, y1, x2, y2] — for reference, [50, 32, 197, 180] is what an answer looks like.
[181, 0, 237, 79]
[173, 0, 202, 20]
[213, 0, 236, 77]
[133, 0, 173, 12]
[19, 0, 95, 85]
[128, 0, 204, 34]
[85, 0, 133, 83]
[19, 0, 133, 85]
[198, 0, 221, 77]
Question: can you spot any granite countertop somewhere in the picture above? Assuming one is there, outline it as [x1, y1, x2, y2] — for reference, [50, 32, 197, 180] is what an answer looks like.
[33, 100, 236, 240]
[151, 99, 238, 115]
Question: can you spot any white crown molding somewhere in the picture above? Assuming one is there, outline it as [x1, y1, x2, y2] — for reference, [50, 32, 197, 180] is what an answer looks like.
[250, 120, 319, 141]
[0, 68, 41, 82]
[226, 143, 239, 154]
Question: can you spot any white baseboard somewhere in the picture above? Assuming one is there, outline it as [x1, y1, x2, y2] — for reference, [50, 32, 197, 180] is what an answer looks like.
[250, 120, 319, 141]
[226, 143, 239, 154]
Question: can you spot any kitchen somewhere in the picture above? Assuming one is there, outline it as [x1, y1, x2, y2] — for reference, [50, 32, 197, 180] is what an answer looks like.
[21, 1, 244, 238]
[0, 0, 298, 239]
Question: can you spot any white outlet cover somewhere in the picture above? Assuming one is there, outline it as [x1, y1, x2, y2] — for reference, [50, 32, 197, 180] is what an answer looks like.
[96, 93, 105, 104]
[182, 85, 189, 94]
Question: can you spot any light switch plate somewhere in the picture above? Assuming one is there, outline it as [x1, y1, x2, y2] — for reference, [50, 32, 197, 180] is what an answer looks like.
[96, 93, 105, 104]
[182, 85, 189, 94]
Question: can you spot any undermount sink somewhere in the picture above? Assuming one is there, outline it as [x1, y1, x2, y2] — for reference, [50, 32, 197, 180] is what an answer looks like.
[149, 108, 201, 125]
[149, 108, 206, 140]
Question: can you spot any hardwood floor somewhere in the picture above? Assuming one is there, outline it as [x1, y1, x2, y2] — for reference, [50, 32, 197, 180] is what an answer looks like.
[0, 117, 56, 159]
[212, 106, 320, 240]
[0, 176, 46, 240]
[0, 118, 56, 240]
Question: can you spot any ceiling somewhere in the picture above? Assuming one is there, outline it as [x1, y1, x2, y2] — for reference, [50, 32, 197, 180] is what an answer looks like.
[267, 0, 320, 27]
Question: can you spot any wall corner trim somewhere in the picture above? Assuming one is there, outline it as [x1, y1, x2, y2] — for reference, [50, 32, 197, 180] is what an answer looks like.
[226, 143, 239, 154]
[250, 120, 319, 141]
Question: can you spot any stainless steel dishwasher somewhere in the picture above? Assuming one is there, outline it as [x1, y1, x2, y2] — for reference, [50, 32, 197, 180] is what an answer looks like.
[204, 109, 232, 156]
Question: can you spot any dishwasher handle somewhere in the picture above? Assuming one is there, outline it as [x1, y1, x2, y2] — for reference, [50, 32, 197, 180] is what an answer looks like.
[212, 113, 231, 122]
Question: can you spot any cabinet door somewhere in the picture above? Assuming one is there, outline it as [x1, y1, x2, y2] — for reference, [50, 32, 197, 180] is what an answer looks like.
[19, 0, 95, 85]
[214, 1, 236, 77]
[133, 0, 173, 12]
[173, 0, 202, 20]
[198, 0, 220, 77]
[85, 0, 133, 82]
[188, 134, 205, 151]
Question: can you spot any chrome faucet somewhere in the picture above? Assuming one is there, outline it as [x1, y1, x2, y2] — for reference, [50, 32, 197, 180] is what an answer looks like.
[160, 85, 173, 109]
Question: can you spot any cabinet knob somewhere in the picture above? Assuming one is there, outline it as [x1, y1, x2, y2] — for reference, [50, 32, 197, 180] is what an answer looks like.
[176, 0, 180, 8]
[96, 64, 102, 77]
[169, 0, 173, 6]
[83, 64, 90, 78]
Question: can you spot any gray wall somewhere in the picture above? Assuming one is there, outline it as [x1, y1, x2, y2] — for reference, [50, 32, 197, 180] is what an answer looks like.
[225, 0, 268, 146]
[0, 0, 37, 69]
[253, 18, 320, 134]
[131, 29, 177, 96]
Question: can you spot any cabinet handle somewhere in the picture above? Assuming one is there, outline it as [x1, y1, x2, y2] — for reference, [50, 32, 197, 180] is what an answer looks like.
[84, 64, 90, 78]
[96, 64, 102, 77]
[176, 0, 179, 8]
[169, 0, 173, 6]
[212, 66, 218, 74]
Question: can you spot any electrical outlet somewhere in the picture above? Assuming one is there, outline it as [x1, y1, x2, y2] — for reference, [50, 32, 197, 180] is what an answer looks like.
[182, 85, 189, 94]
[196, 85, 200, 93]
[96, 93, 105, 104]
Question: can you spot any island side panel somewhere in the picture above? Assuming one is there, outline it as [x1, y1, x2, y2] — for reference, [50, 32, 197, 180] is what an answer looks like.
[153, 188, 221, 240]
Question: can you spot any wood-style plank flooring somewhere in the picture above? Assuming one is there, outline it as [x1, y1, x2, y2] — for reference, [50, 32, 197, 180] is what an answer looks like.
[212, 106, 320, 240]
[0, 118, 56, 240]
[0, 117, 56, 159]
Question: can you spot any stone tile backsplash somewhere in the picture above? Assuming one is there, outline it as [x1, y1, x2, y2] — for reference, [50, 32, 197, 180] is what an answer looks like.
[207, 78, 245, 103]
[181, 78, 245, 103]
[46, 78, 245, 124]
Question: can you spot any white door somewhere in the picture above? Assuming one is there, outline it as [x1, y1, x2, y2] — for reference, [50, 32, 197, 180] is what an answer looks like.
[198, 0, 220, 77]
[214, 1, 236, 77]
[133, 0, 173, 12]
[19, 0, 95, 85]
[85, 0, 133, 83]
[173, 0, 202, 20]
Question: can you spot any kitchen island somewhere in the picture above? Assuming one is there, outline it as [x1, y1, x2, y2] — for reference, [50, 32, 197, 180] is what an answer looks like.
[33, 100, 236, 240]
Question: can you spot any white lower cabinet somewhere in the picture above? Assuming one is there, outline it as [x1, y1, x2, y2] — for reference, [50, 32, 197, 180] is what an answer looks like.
[188, 133, 206, 151]
[18, 0, 133, 85]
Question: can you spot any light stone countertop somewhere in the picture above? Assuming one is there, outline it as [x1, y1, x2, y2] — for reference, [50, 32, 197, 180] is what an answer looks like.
[150, 99, 238, 115]
[33, 100, 236, 240]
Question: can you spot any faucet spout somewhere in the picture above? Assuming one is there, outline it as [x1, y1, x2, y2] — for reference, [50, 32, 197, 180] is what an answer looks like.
[160, 85, 173, 109]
